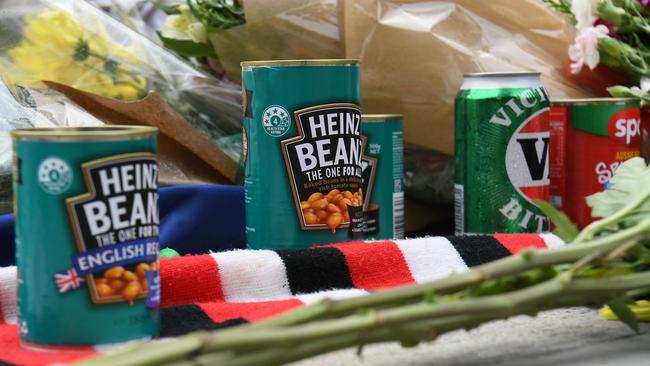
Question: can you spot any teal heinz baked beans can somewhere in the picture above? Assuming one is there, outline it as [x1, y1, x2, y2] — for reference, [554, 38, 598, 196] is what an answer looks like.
[242, 59, 363, 249]
[12, 126, 160, 349]
[360, 115, 405, 240]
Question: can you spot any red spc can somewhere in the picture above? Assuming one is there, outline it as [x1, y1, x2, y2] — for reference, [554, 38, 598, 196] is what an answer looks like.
[550, 98, 641, 228]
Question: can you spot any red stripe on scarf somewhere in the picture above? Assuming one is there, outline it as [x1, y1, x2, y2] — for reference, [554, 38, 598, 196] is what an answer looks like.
[324, 241, 415, 290]
[161, 256, 224, 306]
[492, 234, 548, 254]
[0, 324, 96, 366]
[200, 299, 303, 323]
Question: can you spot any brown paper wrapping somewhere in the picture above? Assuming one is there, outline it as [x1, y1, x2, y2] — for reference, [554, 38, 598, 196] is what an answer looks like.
[215, 0, 594, 155]
[210, 0, 343, 80]
[341, 0, 593, 154]
[44, 81, 239, 185]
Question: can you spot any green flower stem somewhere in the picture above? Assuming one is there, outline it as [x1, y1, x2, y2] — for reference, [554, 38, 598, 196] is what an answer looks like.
[83, 50, 147, 94]
[76, 334, 206, 366]
[201, 270, 650, 355]
[79, 269, 650, 366]
[201, 275, 571, 352]
[192, 274, 648, 366]
[236, 218, 650, 331]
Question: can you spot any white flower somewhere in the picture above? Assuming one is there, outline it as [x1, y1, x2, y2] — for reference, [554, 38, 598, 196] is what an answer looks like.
[571, 0, 603, 30]
[569, 25, 610, 74]
[629, 77, 650, 97]
[160, 5, 208, 44]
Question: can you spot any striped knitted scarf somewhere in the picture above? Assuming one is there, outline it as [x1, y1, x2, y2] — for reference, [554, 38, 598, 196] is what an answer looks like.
[0, 234, 563, 366]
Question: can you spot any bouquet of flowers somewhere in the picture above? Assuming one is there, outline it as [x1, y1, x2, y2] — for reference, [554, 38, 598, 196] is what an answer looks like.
[157, 0, 244, 77]
[0, 0, 243, 161]
[545, 0, 650, 102]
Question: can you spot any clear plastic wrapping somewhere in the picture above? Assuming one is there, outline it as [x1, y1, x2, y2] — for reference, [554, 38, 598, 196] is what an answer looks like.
[0, 0, 245, 213]
[0, 0, 243, 159]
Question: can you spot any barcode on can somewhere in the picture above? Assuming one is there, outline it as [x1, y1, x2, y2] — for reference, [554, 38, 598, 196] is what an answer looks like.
[454, 184, 464, 235]
[392, 192, 404, 239]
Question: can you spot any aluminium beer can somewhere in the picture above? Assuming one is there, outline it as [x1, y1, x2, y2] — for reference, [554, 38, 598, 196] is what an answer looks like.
[242, 59, 364, 249]
[13, 126, 160, 348]
[551, 98, 641, 228]
[360, 114, 404, 240]
[455, 72, 550, 234]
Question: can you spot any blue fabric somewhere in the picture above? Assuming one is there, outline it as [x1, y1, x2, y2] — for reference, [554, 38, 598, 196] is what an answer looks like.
[0, 184, 246, 266]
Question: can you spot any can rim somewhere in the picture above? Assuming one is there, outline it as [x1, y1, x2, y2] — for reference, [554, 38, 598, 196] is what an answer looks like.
[11, 125, 158, 140]
[241, 59, 360, 67]
[551, 97, 640, 105]
[361, 114, 403, 122]
[464, 71, 541, 77]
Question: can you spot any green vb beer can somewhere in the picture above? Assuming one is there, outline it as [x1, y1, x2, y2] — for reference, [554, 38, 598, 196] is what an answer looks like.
[361, 115, 404, 240]
[242, 60, 363, 249]
[13, 126, 160, 348]
[455, 72, 550, 234]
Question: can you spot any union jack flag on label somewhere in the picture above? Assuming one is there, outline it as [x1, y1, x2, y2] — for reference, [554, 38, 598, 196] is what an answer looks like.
[54, 268, 85, 293]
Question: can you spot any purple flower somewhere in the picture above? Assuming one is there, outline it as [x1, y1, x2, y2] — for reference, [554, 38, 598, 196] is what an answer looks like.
[642, 0, 650, 7]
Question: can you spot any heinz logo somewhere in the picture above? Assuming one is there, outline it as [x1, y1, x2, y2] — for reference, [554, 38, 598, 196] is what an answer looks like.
[609, 108, 641, 146]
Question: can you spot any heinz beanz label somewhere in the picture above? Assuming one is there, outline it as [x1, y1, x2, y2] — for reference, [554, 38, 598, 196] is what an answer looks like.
[13, 127, 160, 347]
[242, 60, 362, 249]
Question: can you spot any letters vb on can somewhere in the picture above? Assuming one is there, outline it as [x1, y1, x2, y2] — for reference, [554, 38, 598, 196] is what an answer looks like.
[455, 72, 550, 235]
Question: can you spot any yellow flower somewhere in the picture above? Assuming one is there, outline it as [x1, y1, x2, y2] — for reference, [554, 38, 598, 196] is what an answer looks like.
[600, 300, 650, 321]
[2, 9, 146, 101]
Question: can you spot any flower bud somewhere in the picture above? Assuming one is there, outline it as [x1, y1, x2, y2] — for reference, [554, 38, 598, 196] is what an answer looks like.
[597, 1, 628, 25]
[606, 85, 634, 97]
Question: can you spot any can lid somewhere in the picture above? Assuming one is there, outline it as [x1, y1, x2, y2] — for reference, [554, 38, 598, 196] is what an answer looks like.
[551, 97, 640, 105]
[361, 114, 403, 122]
[11, 125, 158, 140]
[241, 59, 360, 67]
[461, 72, 542, 90]
[463, 71, 541, 77]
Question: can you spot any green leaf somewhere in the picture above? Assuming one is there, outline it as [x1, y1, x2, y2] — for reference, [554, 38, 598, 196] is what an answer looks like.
[160, 5, 182, 15]
[586, 157, 650, 220]
[157, 31, 216, 58]
[606, 297, 639, 332]
[534, 200, 580, 243]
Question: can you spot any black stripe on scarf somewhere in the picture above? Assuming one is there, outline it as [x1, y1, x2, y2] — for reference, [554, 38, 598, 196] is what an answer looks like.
[447, 235, 511, 267]
[160, 305, 247, 337]
[276, 247, 354, 295]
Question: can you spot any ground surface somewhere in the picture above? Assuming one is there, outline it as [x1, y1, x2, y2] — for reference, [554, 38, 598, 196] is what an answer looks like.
[295, 308, 650, 366]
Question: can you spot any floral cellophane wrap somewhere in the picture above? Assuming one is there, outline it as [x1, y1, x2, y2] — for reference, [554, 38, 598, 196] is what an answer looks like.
[0, 0, 245, 213]
[0, 0, 243, 163]
[211, 0, 596, 155]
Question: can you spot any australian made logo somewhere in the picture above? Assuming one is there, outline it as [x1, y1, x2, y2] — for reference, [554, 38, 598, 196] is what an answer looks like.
[57, 153, 160, 307]
[489, 86, 550, 232]
[282, 103, 363, 230]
